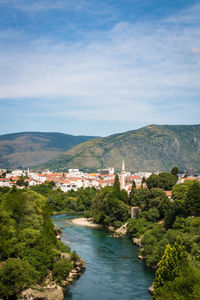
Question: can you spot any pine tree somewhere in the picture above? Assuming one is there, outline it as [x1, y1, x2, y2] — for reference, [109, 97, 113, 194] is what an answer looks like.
[171, 166, 179, 177]
[129, 180, 136, 205]
[114, 174, 120, 194]
[153, 237, 188, 299]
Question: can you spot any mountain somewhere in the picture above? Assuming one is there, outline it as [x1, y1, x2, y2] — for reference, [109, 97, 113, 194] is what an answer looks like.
[40, 125, 200, 172]
[0, 132, 97, 169]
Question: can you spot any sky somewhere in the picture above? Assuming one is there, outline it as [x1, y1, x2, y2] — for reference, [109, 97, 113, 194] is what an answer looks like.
[0, 0, 200, 137]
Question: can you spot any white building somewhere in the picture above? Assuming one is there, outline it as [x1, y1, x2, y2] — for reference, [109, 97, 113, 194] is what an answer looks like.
[68, 169, 84, 177]
[0, 178, 12, 187]
[97, 167, 115, 175]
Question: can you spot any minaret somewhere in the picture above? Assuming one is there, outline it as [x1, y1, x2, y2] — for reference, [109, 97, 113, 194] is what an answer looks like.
[121, 160, 125, 189]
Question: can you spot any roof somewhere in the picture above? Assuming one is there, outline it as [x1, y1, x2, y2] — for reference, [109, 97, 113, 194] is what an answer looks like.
[126, 175, 142, 180]
[183, 177, 197, 181]
[164, 191, 172, 197]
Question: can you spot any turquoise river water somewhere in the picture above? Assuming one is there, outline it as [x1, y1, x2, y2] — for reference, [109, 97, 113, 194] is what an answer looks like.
[53, 214, 155, 300]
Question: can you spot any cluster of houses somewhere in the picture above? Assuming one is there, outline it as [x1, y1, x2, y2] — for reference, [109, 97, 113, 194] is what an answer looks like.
[0, 164, 199, 198]
[0, 164, 148, 193]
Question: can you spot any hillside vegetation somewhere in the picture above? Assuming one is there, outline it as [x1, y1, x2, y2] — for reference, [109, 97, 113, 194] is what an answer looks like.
[0, 187, 82, 299]
[41, 124, 200, 172]
[6, 170, 199, 299]
[0, 132, 96, 169]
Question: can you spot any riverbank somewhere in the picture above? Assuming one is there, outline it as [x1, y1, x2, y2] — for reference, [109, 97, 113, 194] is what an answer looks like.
[20, 256, 86, 300]
[71, 217, 104, 229]
[70, 218, 128, 236]
[53, 214, 154, 300]
[52, 210, 83, 215]
[19, 221, 86, 300]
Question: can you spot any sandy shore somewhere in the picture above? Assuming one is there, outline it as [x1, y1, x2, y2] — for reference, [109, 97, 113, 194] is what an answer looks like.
[71, 218, 103, 228]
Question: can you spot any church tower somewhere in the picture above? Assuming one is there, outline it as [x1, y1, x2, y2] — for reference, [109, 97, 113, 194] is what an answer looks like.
[121, 160, 125, 189]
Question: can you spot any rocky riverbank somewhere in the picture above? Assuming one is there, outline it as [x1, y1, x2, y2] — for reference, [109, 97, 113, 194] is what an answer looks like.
[132, 236, 157, 270]
[109, 223, 128, 237]
[20, 224, 86, 300]
[20, 254, 86, 300]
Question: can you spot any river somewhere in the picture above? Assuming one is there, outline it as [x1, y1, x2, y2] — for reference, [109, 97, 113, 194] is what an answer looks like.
[53, 214, 155, 300]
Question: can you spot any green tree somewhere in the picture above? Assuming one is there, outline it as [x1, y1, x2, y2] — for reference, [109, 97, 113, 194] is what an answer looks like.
[49, 180, 56, 187]
[91, 186, 129, 227]
[0, 188, 79, 297]
[114, 174, 120, 194]
[0, 258, 38, 298]
[16, 178, 25, 186]
[172, 181, 193, 217]
[171, 166, 179, 177]
[146, 174, 160, 189]
[153, 237, 188, 299]
[24, 248, 52, 279]
[186, 181, 200, 216]
[146, 172, 177, 190]
[142, 177, 146, 184]
[52, 259, 73, 283]
[129, 180, 136, 205]
[24, 181, 29, 187]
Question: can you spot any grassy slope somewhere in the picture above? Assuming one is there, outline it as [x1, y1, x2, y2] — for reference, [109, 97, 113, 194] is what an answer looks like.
[0, 132, 97, 168]
[42, 125, 200, 172]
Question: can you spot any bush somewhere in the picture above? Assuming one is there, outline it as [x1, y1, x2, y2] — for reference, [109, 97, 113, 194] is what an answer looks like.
[71, 250, 80, 261]
[0, 258, 38, 298]
[146, 172, 177, 190]
[24, 248, 52, 279]
[127, 217, 154, 238]
[153, 237, 188, 299]
[141, 225, 166, 266]
[139, 208, 160, 222]
[114, 220, 122, 228]
[52, 259, 73, 283]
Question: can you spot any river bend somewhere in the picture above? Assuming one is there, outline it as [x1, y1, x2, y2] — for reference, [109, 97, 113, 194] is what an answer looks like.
[53, 214, 154, 300]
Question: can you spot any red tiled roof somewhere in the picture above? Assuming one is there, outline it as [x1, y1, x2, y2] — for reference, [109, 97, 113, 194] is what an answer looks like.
[164, 191, 172, 197]
[126, 175, 142, 180]
[183, 177, 197, 181]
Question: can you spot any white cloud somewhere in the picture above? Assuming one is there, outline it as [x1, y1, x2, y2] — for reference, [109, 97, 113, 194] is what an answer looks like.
[191, 47, 200, 54]
[0, 3, 199, 126]
[1, 0, 79, 11]
[1, 0, 112, 16]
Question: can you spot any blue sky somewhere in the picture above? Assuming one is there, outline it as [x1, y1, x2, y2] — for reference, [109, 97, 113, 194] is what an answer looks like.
[0, 0, 200, 136]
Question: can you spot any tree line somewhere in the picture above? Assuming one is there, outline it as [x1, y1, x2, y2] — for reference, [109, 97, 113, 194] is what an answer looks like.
[0, 187, 79, 299]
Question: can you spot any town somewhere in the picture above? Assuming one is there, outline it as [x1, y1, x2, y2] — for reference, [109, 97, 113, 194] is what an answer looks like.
[0, 162, 199, 198]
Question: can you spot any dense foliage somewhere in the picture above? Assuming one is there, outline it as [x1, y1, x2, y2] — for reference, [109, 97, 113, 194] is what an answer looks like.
[0, 187, 75, 298]
[91, 186, 129, 228]
[153, 238, 200, 299]
[146, 172, 177, 190]
[31, 181, 129, 228]
[30, 182, 97, 213]
[0, 258, 38, 298]
[126, 180, 200, 298]
[52, 258, 73, 283]
[1, 170, 199, 299]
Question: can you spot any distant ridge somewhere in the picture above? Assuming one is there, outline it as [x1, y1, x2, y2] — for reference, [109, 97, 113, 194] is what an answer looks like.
[40, 124, 200, 172]
[0, 132, 97, 168]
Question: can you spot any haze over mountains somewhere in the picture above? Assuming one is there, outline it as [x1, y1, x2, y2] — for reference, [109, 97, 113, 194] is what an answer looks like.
[0, 132, 97, 169]
[1, 125, 200, 172]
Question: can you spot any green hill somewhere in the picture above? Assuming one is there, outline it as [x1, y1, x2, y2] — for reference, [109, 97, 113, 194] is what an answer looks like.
[41, 125, 200, 172]
[0, 132, 97, 169]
